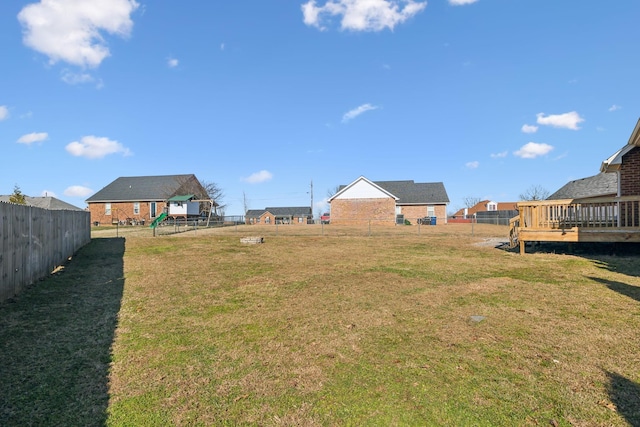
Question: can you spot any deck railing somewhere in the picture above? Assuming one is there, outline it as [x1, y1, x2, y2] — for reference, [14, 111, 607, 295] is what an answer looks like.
[517, 196, 640, 230]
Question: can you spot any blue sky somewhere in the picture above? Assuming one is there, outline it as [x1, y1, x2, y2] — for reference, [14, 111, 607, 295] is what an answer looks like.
[1, 0, 639, 216]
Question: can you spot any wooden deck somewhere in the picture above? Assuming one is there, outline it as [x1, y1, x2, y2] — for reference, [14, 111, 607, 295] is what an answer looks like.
[509, 196, 640, 254]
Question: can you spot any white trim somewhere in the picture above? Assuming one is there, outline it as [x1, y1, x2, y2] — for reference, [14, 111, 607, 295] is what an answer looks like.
[329, 176, 398, 202]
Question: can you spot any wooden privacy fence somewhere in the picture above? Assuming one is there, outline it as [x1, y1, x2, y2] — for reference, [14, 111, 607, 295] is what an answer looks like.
[0, 202, 91, 301]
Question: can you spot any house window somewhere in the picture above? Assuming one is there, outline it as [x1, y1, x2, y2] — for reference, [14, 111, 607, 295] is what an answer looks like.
[105, 203, 111, 215]
[265, 217, 270, 224]
[487, 202, 497, 211]
[298, 217, 304, 223]
[427, 206, 435, 217]
[133, 202, 140, 215]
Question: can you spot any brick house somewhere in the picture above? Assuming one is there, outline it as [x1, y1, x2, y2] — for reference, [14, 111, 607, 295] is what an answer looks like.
[328, 176, 449, 226]
[452, 200, 518, 219]
[86, 174, 208, 225]
[601, 118, 640, 196]
[245, 207, 312, 225]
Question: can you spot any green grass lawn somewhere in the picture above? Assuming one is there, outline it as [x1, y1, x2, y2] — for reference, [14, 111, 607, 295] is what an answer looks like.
[1, 225, 639, 426]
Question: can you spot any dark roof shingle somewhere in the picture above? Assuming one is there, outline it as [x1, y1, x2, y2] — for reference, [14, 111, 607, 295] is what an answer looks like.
[86, 174, 204, 202]
[547, 173, 617, 200]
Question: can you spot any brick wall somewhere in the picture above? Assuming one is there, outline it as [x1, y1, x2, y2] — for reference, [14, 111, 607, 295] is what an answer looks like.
[88, 201, 166, 225]
[620, 147, 640, 196]
[330, 198, 397, 225]
[399, 205, 447, 224]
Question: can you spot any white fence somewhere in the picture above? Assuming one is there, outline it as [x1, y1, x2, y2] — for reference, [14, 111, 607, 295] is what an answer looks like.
[0, 202, 91, 301]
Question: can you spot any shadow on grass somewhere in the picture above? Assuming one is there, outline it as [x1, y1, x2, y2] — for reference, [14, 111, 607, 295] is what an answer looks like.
[0, 238, 125, 426]
[606, 371, 640, 427]
[588, 276, 640, 304]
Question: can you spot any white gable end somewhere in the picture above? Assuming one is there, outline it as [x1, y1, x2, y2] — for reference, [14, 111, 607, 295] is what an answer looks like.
[335, 179, 391, 200]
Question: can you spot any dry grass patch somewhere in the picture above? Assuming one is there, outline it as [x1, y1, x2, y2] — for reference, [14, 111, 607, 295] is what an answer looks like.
[3, 225, 638, 425]
[102, 227, 640, 426]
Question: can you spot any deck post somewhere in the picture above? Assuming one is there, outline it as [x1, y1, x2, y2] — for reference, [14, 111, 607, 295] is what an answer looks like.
[519, 240, 525, 255]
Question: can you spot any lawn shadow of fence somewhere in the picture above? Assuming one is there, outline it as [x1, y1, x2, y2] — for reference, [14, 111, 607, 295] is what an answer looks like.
[0, 238, 125, 426]
[588, 276, 640, 304]
[606, 371, 640, 427]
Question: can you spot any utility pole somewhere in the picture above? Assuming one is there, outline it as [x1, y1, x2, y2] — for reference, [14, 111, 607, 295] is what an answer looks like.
[310, 180, 314, 219]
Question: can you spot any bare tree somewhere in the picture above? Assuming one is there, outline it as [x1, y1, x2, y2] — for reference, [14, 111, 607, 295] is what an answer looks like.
[200, 180, 226, 209]
[326, 185, 342, 199]
[519, 185, 550, 201]
[463, 196, 482, 209]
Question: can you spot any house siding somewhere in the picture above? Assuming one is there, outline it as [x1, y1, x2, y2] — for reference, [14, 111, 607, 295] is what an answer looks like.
[88, 201, 165, 225]
[620, 147, 640, 196]
[330, 198, 397, 225]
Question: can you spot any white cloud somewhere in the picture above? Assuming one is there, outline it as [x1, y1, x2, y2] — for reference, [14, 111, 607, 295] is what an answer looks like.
[521, 124, 538, 134]
[608, 104, 621, 112]
[242, 170, 273, 184]
[40, 190, 57, 198]
[0, 105, 9, 121]
[64, 185, 93, 197]
[342, 103, 379, 123]
[65, 135, 132, 159]
[167, 57, 179, 68]
[449, 0, 478, 5]
[17, 132, 49, 145]
[465, 161, 479, 169]
[61, 70, 96, 85]
[536, 111, 584, 130]
[302, 0, 427, 32]
[18, 0, 139, 68]
[514, 142, 554, 159]
[220, 43, 225, 51]
[490, 151, 508, 159]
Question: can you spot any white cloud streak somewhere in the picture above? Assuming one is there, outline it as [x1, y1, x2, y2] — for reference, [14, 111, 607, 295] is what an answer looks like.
[17, 132, 49, 145]
[514, 142, 554, 159]
[302, 0, 427, 32]
[242, 170, 273, 184]
[608, 104, 621, 112]
[449, 0, 478, 5]
[342, 103, 378, 123]
[536, 111, 584, 130]
[65, 135, 132, 159]
[64, 185, 93, 197]
[521, 124, 538, 134]
[465, 161, 479, 169]
[18, 0, 139, 68]
[0, 105, 9, 121]
[61, 70, 96, 85]
[490, 151, 508, 159]
[167, 57, 179, 68]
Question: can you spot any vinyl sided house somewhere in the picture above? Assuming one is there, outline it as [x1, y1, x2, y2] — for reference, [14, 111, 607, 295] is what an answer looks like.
[245, 207, 313, 225]
[86, 174, 208, 225]
[511, 118, 640, 253]
[328, 176, 450, 226]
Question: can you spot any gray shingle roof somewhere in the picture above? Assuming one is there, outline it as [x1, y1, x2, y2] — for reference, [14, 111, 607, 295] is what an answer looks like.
[246, 207, 312, 217]
[547, 173, 617, 200]
[335, 179, 449, 204]
[0, 196, 84, 211]
[374, 180, 450, 204]
[86, 174, 204, 202]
